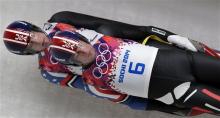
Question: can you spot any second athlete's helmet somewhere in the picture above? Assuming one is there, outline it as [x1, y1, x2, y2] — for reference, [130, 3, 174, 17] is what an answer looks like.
[49, 30, 88, 65]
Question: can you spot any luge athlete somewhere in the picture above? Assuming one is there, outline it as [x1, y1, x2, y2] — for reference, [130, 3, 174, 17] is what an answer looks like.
[3, 11, 220, 116]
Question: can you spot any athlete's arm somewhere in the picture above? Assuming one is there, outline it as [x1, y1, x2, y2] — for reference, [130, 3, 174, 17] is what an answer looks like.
[41, 69, 195, 116]
[40, 69, 150, 110]
[48, 11, 146, 41]
[48, 11, 174, 42]
[48, 11, 210, 52]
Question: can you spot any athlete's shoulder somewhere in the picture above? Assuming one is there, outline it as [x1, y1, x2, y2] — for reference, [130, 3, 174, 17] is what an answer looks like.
[76, 28, 103, 44]
[42, 22, 76, 37]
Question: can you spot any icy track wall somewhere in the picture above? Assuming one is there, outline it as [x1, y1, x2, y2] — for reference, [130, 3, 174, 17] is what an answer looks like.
[0, 0, 219, 118]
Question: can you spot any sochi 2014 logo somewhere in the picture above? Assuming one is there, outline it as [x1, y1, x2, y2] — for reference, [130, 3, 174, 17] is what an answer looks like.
[92, 43, 112, 79]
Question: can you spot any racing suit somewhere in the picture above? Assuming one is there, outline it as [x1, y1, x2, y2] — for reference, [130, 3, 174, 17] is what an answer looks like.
[78, 28, 220, 115]
[39, 11, 220, 116]
[39, 22, 196, 116]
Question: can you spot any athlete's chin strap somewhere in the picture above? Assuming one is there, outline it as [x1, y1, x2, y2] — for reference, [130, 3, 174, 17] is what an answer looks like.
[142, 35, 170, 45]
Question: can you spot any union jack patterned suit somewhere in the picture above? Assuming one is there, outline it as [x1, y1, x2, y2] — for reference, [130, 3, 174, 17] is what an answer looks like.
[38, 22, 220, 116]
[39, 22, 149, 111]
